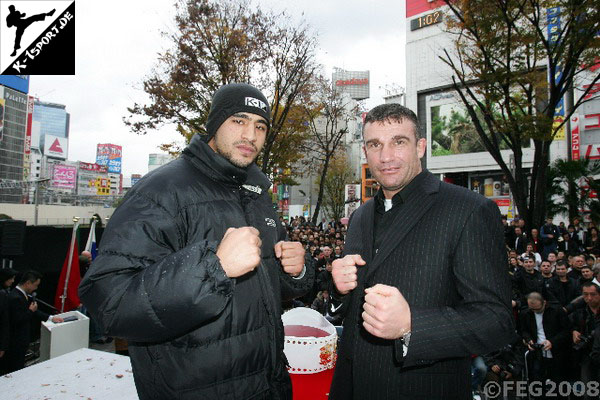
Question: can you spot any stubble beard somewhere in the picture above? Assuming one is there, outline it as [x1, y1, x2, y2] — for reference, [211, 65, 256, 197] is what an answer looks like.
[214, 138, 257, 168]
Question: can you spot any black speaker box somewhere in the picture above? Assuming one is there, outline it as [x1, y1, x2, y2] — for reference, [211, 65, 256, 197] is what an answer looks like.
[0, 219, 27, 256]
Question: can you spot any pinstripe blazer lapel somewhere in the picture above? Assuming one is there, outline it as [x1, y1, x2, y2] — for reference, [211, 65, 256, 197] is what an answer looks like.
[363, 172, 440, 282]
[360, 199, 375, 265]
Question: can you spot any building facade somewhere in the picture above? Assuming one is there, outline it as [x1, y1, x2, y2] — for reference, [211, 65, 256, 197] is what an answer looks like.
[403, 0, 586, 218]
[0, 85, 28, 203]
[148, 153, 173, 172]
[33, 100, 70, 154]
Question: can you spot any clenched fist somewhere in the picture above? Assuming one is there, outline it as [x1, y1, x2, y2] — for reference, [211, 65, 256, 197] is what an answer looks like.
[362, 284, 411, 340]
[274, 241, 305, 277]
[217, 227, 262, 278]
[332, 254, 366, 295]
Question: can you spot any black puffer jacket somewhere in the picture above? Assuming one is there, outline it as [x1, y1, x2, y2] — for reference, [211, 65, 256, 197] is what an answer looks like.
[79, 136, 313, 400]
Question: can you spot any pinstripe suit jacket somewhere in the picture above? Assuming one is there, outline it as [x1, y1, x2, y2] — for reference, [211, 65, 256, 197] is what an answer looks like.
[329, 170, 513, 400]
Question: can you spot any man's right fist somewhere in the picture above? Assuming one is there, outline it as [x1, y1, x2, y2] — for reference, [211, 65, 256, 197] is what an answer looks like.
[216, 227, 262, 278]
[28, 301, 38, 312]
[332, 254, 366, 295]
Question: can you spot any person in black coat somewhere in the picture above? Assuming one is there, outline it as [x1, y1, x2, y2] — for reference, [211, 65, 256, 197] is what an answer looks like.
[79, 84, 313, 400]
[546, 262, 581, 308]
[571, 282, 600, 384]
[0, 268, 17, 374]
[513, 227, 528, 255]
[5, 271, 62, 374]
[512, 256, 544, 309]
[518, 292, 571, 395]
[328, 104, 513, 400]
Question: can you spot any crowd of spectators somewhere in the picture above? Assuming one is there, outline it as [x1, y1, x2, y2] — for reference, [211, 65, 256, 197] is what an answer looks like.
[489, 215, 600, 399]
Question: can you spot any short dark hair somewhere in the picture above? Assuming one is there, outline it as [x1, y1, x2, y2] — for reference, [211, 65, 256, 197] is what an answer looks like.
[0, 268, 18, 284]
[582, 282, 600, 293]
[19, 270, 42, 285]
[527, 291, 545, 302]
[363, 103, 422, 139]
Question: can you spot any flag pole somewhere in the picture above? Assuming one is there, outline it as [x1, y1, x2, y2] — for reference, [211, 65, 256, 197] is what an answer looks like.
[85, 215, 97, 252]
[61, 217, 80, 313]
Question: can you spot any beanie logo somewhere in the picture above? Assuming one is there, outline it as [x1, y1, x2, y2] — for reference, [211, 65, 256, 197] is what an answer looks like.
[245, 97, 268, 113]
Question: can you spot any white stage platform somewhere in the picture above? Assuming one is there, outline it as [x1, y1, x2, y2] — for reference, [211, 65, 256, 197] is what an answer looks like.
[0, 348, 139, 400]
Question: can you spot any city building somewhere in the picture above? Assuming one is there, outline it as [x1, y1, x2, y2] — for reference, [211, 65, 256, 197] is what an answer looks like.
[332, 68, 370, 100]
[0, 76, 30, 203]
[96, 143, 123, 195]
[148, 153, 173, 172]
[33, 100, 70, 152]
[402, 0, 593, 218]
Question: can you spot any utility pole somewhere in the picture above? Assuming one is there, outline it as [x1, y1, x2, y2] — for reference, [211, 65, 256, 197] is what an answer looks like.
[34, 178, 50, 225]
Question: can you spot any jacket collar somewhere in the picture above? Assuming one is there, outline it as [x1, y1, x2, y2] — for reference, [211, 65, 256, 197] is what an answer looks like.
[183, 134, 271, 190]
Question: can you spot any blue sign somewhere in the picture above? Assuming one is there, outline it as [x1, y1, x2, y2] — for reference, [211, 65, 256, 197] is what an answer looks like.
[0, 75, 30, 93]
[107, 158, 122, 174]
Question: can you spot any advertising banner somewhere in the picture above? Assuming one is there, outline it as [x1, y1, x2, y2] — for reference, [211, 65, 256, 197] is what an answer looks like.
[23, 95, 34, 180]
[96, 143, 122, 174]
[79, 161, 107, 173]
[344, 184, 361, 219]
[52, 164, 76, 189]
[547, 7, 565, 140]
[570, 110, 600, 161]
[44, 134, 68, 159]
[0, 75, 29, 93]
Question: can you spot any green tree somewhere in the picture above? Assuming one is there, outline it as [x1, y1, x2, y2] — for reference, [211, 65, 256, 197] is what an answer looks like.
[545, 158, 600, 221]
[441, 0, 600, 230]
[317, 154, 354, 223]
[124, 0, 318, 179]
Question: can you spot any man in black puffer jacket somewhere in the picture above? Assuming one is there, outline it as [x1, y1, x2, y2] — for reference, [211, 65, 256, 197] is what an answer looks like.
[79, 83, 314, 400]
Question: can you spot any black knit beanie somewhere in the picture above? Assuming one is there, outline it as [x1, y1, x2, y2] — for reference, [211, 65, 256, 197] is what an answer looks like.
[204, 83, 271, 142]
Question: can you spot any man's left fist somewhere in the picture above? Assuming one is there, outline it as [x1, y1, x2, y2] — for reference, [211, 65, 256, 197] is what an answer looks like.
[274, 241, 305, 277]
[362, 284, 411, 340]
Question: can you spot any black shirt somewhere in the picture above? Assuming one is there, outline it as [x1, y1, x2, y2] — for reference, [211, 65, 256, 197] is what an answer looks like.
[373, 170, 428, 255]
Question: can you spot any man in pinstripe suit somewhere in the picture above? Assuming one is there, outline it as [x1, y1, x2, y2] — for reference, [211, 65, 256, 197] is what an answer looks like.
[328, 103, 514, 399]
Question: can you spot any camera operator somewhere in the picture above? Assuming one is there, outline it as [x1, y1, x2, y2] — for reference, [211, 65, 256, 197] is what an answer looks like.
[518, 292, 570, 397]
[571, 282, 600, 391]
[483, 333, 526, 399]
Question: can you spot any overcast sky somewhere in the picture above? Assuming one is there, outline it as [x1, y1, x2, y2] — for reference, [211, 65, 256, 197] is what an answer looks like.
[27, 0, 407, 178]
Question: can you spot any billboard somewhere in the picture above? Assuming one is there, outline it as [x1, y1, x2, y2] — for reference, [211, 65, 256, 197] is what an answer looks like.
[43, 134, 68, 159]
[131, 174, 142, 186]
[427, 90, 530, 157]
[332, 69, 370, 100]
[96, 143, 122, 174]
[406, 0, 444, 18]
[23, 96, 34, 180]
[571, 60, 600, 160]
[570, 110, 600, 160]
[52, 164, 77, 189]
[77, 162, 108, 196]
[95, 177, 111, 195]
[0, 75, 30, 94]
[344, 184, 361, 219]
[79, 161, 108, 173]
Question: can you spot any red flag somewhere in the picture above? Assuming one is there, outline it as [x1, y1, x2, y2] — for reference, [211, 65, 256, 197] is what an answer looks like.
[54, 234, 81, 311]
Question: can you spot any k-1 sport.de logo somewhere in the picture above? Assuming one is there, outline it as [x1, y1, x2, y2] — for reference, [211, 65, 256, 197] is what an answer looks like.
[0, 1, 75, 75]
